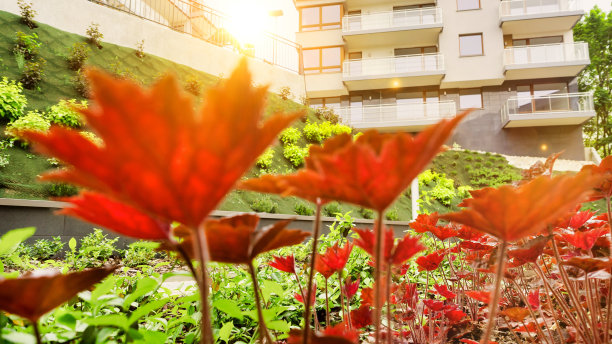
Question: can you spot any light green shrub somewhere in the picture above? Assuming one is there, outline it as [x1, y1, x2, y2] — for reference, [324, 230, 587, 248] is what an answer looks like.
[0, 78, 27, 121]
[250, 196, 277, 213]
[303, 120, 324, 143]
[46, 99, 86, 128]
[283, 144, 308, 167]
[80, 131, 103, 146]
[256, 148, 275, 169]
[279, 127, 301, 145]
[5, 110, 50, 141]
[304, 120, 352, 143]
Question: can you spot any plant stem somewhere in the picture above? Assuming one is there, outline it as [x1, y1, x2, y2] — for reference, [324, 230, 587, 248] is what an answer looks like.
[248, 261, 274, 344]
[33, 321, 41, 344]
[374, 212, 385, 344]
[303, 201, 322, 344]
[338, 272, 346, 323]
[325, 278, 330, 327]
[605, 196, 612, 344]
[386, 263, 392, 344]
[480, 240, 507, 344]
[194, 225, 214, 344]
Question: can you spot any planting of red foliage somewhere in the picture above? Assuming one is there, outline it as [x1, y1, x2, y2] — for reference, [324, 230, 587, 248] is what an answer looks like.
[350, 304, 373, 329]
[0, 266, 116, 322]
[319, 242, 353, 272]
[269, 255, 296, 274]
[21, 60, 300, 230]
[416, 251, 445, 271]
[558, 226, 609, 251]
[409, 213, 439, 233]
[442, 173, 599, 242]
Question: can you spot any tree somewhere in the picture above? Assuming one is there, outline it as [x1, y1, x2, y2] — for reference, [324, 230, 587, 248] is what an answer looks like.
[574, 7, 612, 156]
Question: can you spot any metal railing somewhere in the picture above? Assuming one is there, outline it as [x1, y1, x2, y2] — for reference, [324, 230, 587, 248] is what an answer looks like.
[337, 101, 456, 128]
[500, 0, 582, 17]
[88, 0, 302, 73]
[343, 53, 444, 78]
[342, 7, 442, 33]
[501, 92, 594, 123]
[504, 42, 589, 66]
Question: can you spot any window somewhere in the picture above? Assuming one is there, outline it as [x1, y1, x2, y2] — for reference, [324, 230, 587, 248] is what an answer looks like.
[457, 0, 481, 11]
[303, 46, 343, 74]
[309, 97, 341, 110]
[459, 34, 483, 56]
[512, 36, 563, 46]
[516, 83, 569, 113]
[300, 4, 342, 31]
[459, 89, 483, 109]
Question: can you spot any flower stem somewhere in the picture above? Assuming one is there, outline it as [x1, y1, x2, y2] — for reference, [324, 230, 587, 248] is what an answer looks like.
[338, 272, 346, 323]
[325, 279, 330, 327]
[248, 261, 274, 344]
[480, 240, 507, 344]
[194, 225, 214, 344]
[374, 212, 385, 344]
[33, 321, 41, 344]
[303, 201, 323, 344]
[605, 196, 612, 344]
[386, 263, 392, 344]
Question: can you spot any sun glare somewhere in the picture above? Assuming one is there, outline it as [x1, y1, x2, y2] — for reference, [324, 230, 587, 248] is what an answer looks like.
[226, 1, 270, 45]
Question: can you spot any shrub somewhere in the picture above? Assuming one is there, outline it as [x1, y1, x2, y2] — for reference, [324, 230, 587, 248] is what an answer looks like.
[72, 69, 90, 97]
[324, 201, 341, 217]
[17, 0, 37, 29]
[283, 144, 308, 167]
[13, 31, 41, 60]
[315, 106, 340, 124]
[123, 241, 157, 267]
[385, 208, 399, 221]
[46, 99, 86, 128]
[303, 120, 351, 143]
[86, 23, 103, 49]
[66, 42, 90, 71]
[279, 86, 292, 100]
[5, 110, 50, 141]
[360, 208, 374, 219]
[184, 75, 203, 96]
[135, 40, 145, 58]
[279, 127, 301, 145]
[250, 195, 277, 213]
[256, 148, 274, 169]
[0, 77, 27, 121]
[0, 153, 8, 168]
[294, 201, 314, 216]
[46, 183, 78, 197]
[303, 120, 324, 143]
[29, 237, 64, 260]
[80, 131, 103, 146]
[20, 57, 46, 89]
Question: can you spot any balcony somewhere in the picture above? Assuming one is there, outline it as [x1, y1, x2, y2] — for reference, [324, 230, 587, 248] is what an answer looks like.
[501, 92, 595, 128]
[337, 101, 456, 132]
[503, 42, 589, 79]
[342, 53, 444, 91]
[342, 7, 443, 48]
[500, 0, 584, 34]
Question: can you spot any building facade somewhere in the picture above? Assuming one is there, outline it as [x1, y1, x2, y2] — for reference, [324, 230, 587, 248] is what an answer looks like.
[294, 0, 594, 160]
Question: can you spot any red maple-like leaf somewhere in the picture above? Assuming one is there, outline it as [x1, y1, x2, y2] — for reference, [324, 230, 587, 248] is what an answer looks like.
[0, 266, 116, 322]
[464, 290, 491, 304]
[416, 251, 445, 271]
[240, 112, 468, 212]
[434, 284, 457, 299]
[580, 156, 612, 200]
[288, 326, 358, 344]
[442, 173, 599, 242]
[320, 323, 360, 343]
[518, 152, 562, 185]
[203, 214, 310, 264]
[429, 224, 459, 241]
[344, 277, 360, 299]
[561, 256, 612, 273]
[568, 210, 596, 229]
[21, 60, 300, 231]
[456, 225, 485, 240]
[354, 227, 424, 266]
[295, 291, 315, 306]
[269, 255, 296, 274]
[319, 242, 353, 273]
[410, 213, 439, 233]
[559, 226, 609, 251]
[528, 290, 540, 310]
[315, 255, 335, 280]
[445, 309, 467, 323]
[507, 236, 550, 266]
[459, 240, 494, 251]
[350, 304, 373, 329]
[422, 299, 446, 312]
[59, 192, 170, 240]
[501, 307, 531, 322]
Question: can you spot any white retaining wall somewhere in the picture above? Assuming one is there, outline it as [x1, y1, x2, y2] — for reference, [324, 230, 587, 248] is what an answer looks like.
[0, 0, 306, 98]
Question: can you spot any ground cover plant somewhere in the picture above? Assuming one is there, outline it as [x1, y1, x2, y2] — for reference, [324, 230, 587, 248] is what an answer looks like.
[3, 59, 612, 344]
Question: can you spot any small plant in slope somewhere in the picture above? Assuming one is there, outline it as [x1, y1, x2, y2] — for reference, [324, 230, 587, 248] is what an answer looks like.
[86, 23, 103, 49]
[0, 77, 27, 121]
[46, 99, 86, 128]
[135, 39, 145, 58]
[66, 42, 90, 71]
[13, 31, 41, 60]
[17, 0, 37, 29]
[20, 57, 46, 90]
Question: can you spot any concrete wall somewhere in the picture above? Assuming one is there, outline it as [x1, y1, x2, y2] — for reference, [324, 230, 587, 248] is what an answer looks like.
[0, 198, 412, 248]
[0, 0, 306, 97]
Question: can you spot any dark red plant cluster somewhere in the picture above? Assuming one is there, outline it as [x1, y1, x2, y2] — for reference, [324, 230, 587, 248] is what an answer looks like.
[1, 59, 612, 344]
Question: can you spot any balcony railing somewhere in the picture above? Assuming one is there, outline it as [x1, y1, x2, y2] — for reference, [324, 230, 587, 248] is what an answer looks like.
[503, 42, 589, 66]
[501, 92, 594, 123]
[500, 0, 582, 17]
[342, 7, 443, 33]
[337, 101, 456, 128]
[88, 0, 302, 73]
[343, 53, 444, 79]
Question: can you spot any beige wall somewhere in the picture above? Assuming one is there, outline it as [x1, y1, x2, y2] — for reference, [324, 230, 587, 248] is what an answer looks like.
[296, 29, 344, 48]
[0, 0, 306, 97]
[304, 73, 348, 97]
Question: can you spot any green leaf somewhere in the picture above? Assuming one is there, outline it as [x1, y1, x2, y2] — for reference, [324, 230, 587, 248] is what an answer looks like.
[267, 320, 290, 333]
[212, 299, 243, 321]
[2, 331, 36, 344]
[0, 227, 35, 256]
[68, 237, 77, 252]
[218, 322, 233, 342]
[90, 275, 116, 304]
[260, 280, 284, 301]
[56, 313, 77, 329]
[123, 277, 159, 309]
[84, 314, 128, 331]
[128, 299, 168, 325]
[131, 329, 167, 344]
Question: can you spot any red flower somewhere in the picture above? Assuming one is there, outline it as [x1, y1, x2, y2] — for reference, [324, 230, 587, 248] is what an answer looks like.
[434, 284, 457, 299]
[559, 226, 609, 251]
[21, 61, 300, 231]
[319, 242, 353, 272]
[0, 266, 116, 322]
[354, 227, 425, 266]
[506, 236, 550, 266]
[350, 304, 373, 329]
[416, 251, 445, 271]
[442, 173, 599, 242]
[410, 213, 439, 233]
[269, 255, 296, 274]
[59, 192, 170, 240]
[315, 255, 335, 279]
[344, 277, 360, 299]
[240, 113, 468, 212]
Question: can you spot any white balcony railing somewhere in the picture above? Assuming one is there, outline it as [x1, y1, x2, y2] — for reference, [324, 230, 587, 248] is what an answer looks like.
[343, 53, 444, 79]
[337, 101, 456, 128]
[501, 92, 594, 123]
[342, 7, 443, 33]
[503, 42, 589, 66]
[500, 0, 582, 17]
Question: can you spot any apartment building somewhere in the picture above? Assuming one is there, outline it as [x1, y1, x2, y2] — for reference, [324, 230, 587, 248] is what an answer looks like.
[294, 0, 594, 160]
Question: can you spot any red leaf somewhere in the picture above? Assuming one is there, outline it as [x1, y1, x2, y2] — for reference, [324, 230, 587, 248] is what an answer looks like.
[354, 227, 424, 266]
[518, 152, 562, 184]
[269, 255, 296, 274]
[507, 236, 550, 266]
[319, 242, 353, 272]
[445, 309, 467, 323]
[561, 256, 612, 273]
[559, 226, 609, 251]
[580, 156, 612, 200]
[568, 210, 596, 229]
[434, 284, 457, 299]
[422, 299, 446, 312]
[429, 225, 459, 241]
[22, 60, 300, 229]
[442, 173, 599, 242]
[344, 277, 360, 300]
[501, 307, 531, 322]
[528, 290, 540, 310]
[464, 290, 491, 304]
[459, 240, 494, 251]
[457, 225, 485, 240]
[416, 251, 445, 271]
[410, 213, 439, 233]
[350, 304, 373, 329]
[315, 255, 335, 280]
[0, 266, 116, 322]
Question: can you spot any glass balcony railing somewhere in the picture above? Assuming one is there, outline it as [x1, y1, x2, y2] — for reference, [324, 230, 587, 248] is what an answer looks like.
[503, 42, 589, 66]
[343, 53, 444, 79]
[500, 0, 582, 17]
[501, 92, 594, 123]
[342, 7, 442, 34]
[337, 101, 456, 128]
